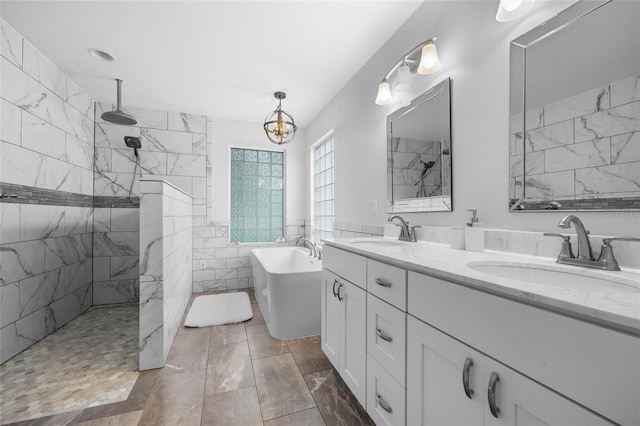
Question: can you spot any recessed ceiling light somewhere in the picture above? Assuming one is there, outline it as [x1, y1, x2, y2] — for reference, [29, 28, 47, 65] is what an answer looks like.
[88, 48, 114, 62]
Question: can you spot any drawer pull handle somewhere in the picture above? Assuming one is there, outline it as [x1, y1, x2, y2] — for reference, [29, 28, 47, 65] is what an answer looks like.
[376, 328, 393, 342]
[332, 279, 339, 298]
[462, 357, 474, 399]
[337, 283, 344, 302]
[376, 394, 393, 414]
[488, 372, 501, 418]
[374, 278, 392, 288]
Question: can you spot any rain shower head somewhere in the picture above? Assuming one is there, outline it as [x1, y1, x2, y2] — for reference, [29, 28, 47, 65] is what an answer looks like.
[101, 79, 137, 126]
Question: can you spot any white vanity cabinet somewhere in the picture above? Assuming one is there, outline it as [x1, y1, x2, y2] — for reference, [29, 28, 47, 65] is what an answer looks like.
[407, 316, 609, 426]
[321, 247, 367, 407]
[408, 271, 638, 426]
[322, 242, 639, 426]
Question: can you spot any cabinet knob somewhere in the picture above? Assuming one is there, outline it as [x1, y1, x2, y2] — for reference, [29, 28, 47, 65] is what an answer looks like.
[462, 357, 474, 399]
[487, 372, 501, 418]
[374, 277, 392, 288]
[376, 393, 393, 414]
[376, 328, 393, 343]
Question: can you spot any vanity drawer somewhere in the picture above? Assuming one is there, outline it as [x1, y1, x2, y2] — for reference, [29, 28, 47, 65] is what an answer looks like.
[367, 259, 407, 311]
[323, 246, 366, 289]
[408, 271, 640, 426]
[367, 293, 406, 387]
[367, 354, 406, 426]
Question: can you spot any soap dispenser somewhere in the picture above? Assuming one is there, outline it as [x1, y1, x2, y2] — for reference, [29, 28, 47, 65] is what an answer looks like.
[465, 209, 484, 252]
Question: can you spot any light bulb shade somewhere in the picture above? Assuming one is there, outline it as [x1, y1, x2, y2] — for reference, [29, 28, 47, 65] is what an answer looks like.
[496, 0, 534, 22]
[417, 42, 441, 75]
[264, 106, 297, 145]
[375, 80, 393, 105]
[394, 63, 412, 92]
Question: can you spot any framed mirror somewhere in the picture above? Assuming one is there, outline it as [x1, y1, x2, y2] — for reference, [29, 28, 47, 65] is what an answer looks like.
[387, 77, 452, 213]
[510, 0, 640, 211]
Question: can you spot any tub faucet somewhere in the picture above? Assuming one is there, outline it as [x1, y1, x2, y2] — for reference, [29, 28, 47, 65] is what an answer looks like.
[296, 237, 317, 258]
[388, 215, 417, 242]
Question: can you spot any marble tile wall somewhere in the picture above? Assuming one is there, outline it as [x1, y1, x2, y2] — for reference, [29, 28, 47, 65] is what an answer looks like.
[0, 20, 94, 363]
[388, 137, 443, 200]
[139, 179, 193, 370]
[510, 74, 640, 202]
[93, 103, 209, 303]
[94, 105, 307, 298]
[192, 219, 306, 293]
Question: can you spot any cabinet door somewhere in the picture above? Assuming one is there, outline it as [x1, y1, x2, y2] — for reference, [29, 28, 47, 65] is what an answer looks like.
[367, 293, 406, 386]
[321, 269, 341, 368]
[407, 316, 483, 426]
[339, 280, 367, 407]
[367, 354, 406, 426]
[482, 357, 612, 426]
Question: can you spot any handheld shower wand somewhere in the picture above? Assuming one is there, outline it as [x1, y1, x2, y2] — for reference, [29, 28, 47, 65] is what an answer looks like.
[124, 136, 143, 202]
[124, 136, 141, 157]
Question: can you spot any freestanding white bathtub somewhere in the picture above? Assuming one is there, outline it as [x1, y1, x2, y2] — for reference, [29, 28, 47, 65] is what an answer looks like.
[251, 246, 322, 339]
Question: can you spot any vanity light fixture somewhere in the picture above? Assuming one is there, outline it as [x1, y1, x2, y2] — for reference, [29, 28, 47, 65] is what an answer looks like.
[375, 38, 442, 106]
[496, 0, 535, 22]
[264, 91, 297, 145]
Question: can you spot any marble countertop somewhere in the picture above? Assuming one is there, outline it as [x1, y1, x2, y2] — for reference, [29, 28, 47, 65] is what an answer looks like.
[324, 238, 640, 336]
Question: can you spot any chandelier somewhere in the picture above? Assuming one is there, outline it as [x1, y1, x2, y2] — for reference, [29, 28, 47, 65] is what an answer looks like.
[263, 91, 297, 145]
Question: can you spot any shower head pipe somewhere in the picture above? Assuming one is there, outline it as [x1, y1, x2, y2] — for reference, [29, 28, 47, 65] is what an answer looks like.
[101, 79, 137, 126]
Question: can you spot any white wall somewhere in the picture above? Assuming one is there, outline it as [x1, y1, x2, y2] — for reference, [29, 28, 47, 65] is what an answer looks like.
[212, 117, 307, 224]
[305, 0, 638, 238]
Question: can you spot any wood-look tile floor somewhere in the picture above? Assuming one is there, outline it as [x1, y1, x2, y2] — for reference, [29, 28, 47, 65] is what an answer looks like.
[4, 290, 374, 426]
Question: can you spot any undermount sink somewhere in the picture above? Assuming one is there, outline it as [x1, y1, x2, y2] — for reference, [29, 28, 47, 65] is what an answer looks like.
[348, 238, 408, 246]
[467, 260, 639, 291]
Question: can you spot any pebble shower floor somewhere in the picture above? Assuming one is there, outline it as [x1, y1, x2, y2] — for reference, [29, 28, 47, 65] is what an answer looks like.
[0, 304, 139, 424]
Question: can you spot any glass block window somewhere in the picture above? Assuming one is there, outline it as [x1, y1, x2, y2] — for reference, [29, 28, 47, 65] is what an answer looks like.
[230, 148, 284, 243]
[313, 134, 334, 242]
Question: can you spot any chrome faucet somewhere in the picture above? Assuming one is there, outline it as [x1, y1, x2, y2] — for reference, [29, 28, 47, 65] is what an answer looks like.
[388, 215, 417, 242]
[544, 215, 640, 271]
[557, 215, 594, 260]
[296, 237, 318, 258]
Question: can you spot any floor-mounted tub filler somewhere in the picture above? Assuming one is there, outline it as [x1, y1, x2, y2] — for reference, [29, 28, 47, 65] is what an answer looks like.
[251, 246, 322, 339]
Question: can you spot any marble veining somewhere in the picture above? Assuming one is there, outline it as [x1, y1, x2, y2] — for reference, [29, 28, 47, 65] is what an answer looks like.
[610, 75, 640, 108]
[0, 240, 45, 285]
[611, 131, 640, 164]
[139, 180, 193, 370]
[575, 100, 640, 143]
[1, 19, 97, 365]
[512, 74, 640, 202]
[21, 111, 66, 160]
[1, 19, 23, 66]
[576, 162, 640, 195]
[168, 111, 207, 134]
[544, 85, 610, 126]
[23, 40, 66, 99]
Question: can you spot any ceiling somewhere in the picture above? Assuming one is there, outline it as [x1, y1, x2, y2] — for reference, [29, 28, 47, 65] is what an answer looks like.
[1, 1, 423, 128]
